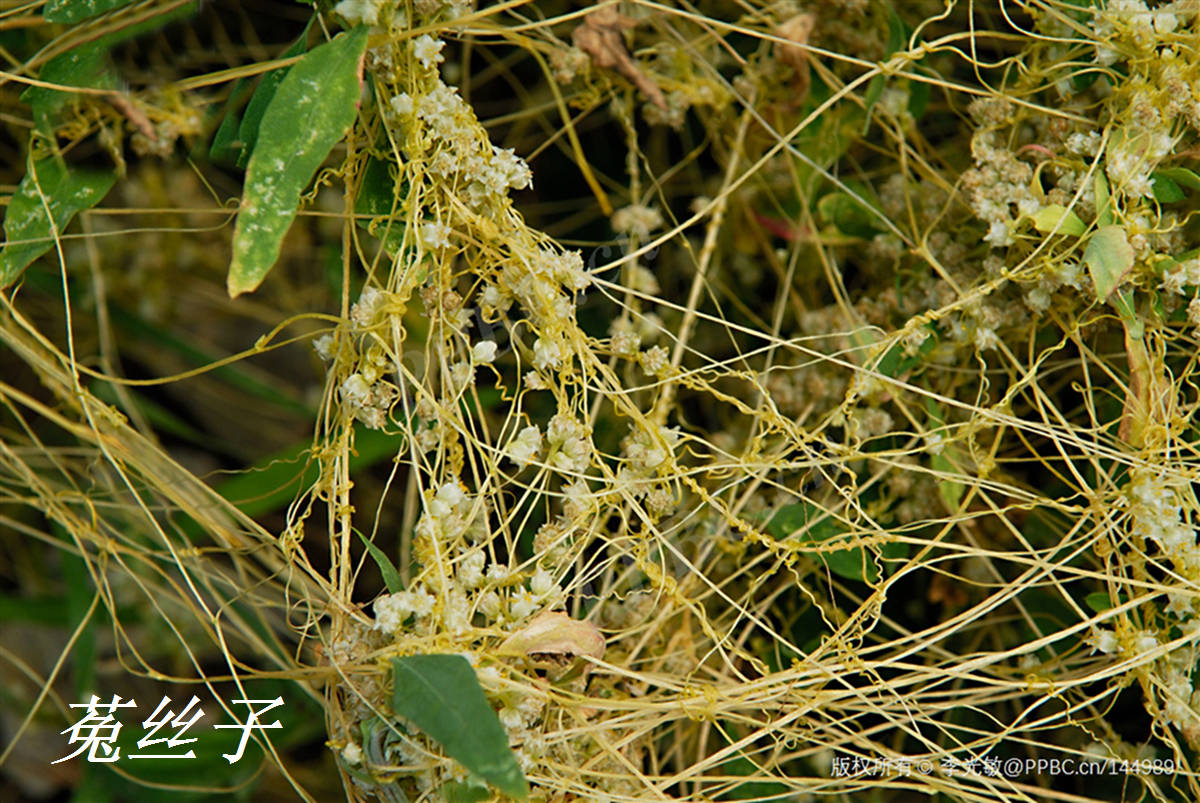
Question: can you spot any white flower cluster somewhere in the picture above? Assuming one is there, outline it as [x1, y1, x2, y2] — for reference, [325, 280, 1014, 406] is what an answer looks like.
[320, 287, 399, 429]
[1128, 468, 1196, 562]
[611, 204, 664, 239]
[963, 132, 1042, 248]
[1090, 0, 1185, 64]
[545, 414, 591, 475]
[1107, 123, 1176, 199]
[609, 314, 663, 356]
[414, 481, 489, 546]
[388, 79, 533, 213]
[619, 422, 680, 480]
[1159, 258, 1200, 296]
[490, 247, 591, 374]
[1086, 468, 1200, 733]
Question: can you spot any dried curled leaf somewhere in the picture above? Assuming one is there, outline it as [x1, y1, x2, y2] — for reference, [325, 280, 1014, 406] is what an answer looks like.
[775, 13, 814, 100]
[500, 611, 605, 663]
[573, 5, 667, 110]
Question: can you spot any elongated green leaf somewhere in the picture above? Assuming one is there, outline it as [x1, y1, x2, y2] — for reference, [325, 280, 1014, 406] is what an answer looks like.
[1, 157, 116, 286]
[234, 20, 314, 168]
[1157, 166, 1200, 192]
[392, 655, 529, 800]
[1084, 225, 1133, 301]
[1032, 204, 1086, 236]
[1094, 172, 1112, 227]
[1151, 172, 1185, 203]
[358, 532, 404, 594]
[21, 44, 118, 136]
[44, 0, 134, 23]
[228, 27, 367, 298]
[208, 77, 254, 165]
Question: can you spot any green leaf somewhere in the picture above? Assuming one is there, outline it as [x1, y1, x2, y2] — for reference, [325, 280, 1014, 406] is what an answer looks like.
[359, 532, 404, 594]
[1084, 225, 1133, 301]
[355, 155, 406, 254]
[1032, 204, 1086, 236]
[925, 400, 965, 512]
[1156, 166, 1200, 192]
[1085, 591, 1127, 613]
[228, 26, 368, 297]
[817, 189, 881, 238]
[21, 44, 118, 137]
[767, 502, 903, 584]
[1094, 172, 1112, 227]
[392, 655, 529, 800]
[44, 0, 133, 23]
[444, 779, 492, 803]
[1150, 172, 1186, 203]
[234, 20, 314, 168]
[208, 77, 254, 165]
[1, 157, 116, 286]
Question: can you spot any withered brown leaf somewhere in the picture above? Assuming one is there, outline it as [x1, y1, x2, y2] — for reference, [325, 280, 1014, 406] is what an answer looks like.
[572, 5, 668, 110]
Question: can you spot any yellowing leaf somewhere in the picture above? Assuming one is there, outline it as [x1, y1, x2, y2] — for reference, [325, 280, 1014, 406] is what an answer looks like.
[1032, 204, 1086, 236]
[227, 27, 367, 298]
[1084, 225, 1133, 301]
[500, 611, 605, 661]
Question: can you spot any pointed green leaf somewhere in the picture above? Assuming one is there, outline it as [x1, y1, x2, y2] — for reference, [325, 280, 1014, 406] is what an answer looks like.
[21, 44, 118, 137]
[1032, 204, 1086, 236]
[44, 0, 134, 23]
[227, 26, 367, 297]
[392, 655, 529, 800]
[1094, 172, 1112, 227]
[1084, 225, 1133, 301]
[358, 532, 404, 594]
[208, 77, 253, 165]
[235, 19, 314, 168]
[1, 157, 116, 286]
[1156, 166, 1200, 192]
[1150, 172, 1186, 203]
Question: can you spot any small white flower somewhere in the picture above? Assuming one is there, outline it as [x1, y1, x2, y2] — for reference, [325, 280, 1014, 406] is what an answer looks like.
[430, 482, 466, 518]
[530, 567, 555, 597]
[472, 341, 498, 363]
[642, 345, 669, 377]
[313, 333, 336, 361]
[341, 742, 363, 765]
[533, 336, 563, 371]
[420, 221, 451, 250]
[507, 425, 542, 465]
[390, 93, 414, 117]
[334, 0, 384, 26]
[339, 373, 372, 407]
[413, 35, 445, 70]
[1089, 628, 1118, 655]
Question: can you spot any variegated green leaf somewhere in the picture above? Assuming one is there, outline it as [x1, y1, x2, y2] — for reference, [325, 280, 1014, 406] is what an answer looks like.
[44, 0, 134, 23]
[1, 157, 116, 286]
[227, 27, 367, 298]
